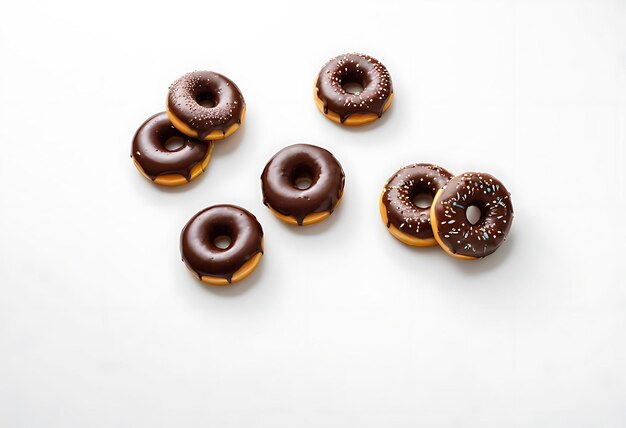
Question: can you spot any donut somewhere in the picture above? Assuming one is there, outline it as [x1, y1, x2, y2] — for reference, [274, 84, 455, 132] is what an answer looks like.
[180, 205, 264, 285]
[261, 144, 345, 226]
[131, 112, 214, 186]
[314, 53, 393, 126]
[380, 163, 454, 246]
[431, 172, 513, 259]
[166, 71, 246, 141]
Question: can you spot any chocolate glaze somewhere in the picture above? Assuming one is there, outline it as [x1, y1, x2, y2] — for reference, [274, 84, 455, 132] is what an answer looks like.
[131, 112, 211, 181]
[433, 172, 513, 258]
[167, 71, 245, 140]
[261, 144, 345, 225]
[315, 53, 393, 123]
[180, 205, 264, 283]
[382, 164, 454, 239]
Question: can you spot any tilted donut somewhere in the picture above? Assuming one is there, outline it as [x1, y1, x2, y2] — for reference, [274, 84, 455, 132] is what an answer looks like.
[131, 112, 214, 186]
[431, 172, 514, 260]
[261, 144, 345, 226]
[380, 163, 454, 246]
[166, 71, 246, 141]
[314, 53, 393, 126]
[180, 205, 264, 285]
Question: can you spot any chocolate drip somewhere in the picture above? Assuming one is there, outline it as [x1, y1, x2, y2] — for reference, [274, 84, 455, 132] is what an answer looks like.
[382, 164, 453, 239]
[180, 205, 264, 283]
[167, 71, 245, 140]
[315, 53, 393, 123]
[261, 144, 345, 225]
[131, 112, 210, 181]
[433, 173, 513, 258]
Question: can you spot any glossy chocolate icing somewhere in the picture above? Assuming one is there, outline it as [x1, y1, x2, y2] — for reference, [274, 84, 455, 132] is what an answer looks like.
[261, 144, 345, 225]
[382, 164, 454, 239]
[167, 71, 245, 139]
[180, 205, 264, 283]
[131, 112, 211, 181]
[433, 172, 513, 258]
[315, 53, 393, 123]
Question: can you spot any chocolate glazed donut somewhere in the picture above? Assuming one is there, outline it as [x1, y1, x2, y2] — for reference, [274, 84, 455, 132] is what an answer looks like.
[314, 53, 393, 126]
[261, 144, 345, 226]
[131, 112, 213, 186]
[180, 205, 264, 285]
[167, 71, 246, 141]
[431, 173, 513, 259]
[380, 163, 454, 246]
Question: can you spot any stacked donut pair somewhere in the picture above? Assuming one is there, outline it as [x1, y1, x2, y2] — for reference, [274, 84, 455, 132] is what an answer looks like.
[131, 71, 245, 186]
[380, 164, 513, 259]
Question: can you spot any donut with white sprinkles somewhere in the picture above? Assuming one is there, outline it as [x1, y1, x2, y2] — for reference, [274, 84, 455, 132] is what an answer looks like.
[167, 71, 245, 141]
[380, 163, 454, 246]
[314, 53, 393, 126]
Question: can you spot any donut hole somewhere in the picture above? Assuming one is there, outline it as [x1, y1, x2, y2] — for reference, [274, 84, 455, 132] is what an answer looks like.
[412, 193, 434, 209]
[466, 205, 482, 225]
[342, 81, 365, 95]
[340, 69, 366, 94]
[295, 176, 312, 190]
[210, 225, 233, 250]
[213, 235, 232, 249]
[196, 92, 217, 108]
[290, 165, 314, 190]
[163, 136, 186, 151]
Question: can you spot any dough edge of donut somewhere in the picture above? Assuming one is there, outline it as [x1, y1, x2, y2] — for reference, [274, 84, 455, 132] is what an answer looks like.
[184, 242, 264, 286]
[265, 196, 342, 226]
[132, 143, 214, 186]
[313, 80, 393, 126]
[378, 192, 437, 247]
[430, 189, 479, 260]
[166, 104, 246, 141]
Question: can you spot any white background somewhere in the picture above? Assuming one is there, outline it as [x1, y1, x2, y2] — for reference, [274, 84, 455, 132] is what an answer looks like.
[1, 0, 625, 426]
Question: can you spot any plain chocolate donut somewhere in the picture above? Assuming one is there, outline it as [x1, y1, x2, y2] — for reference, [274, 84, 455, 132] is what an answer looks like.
[131, 112, 213, 186]
[261, 144, 345, 226]
[180, 205, 264, 285]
